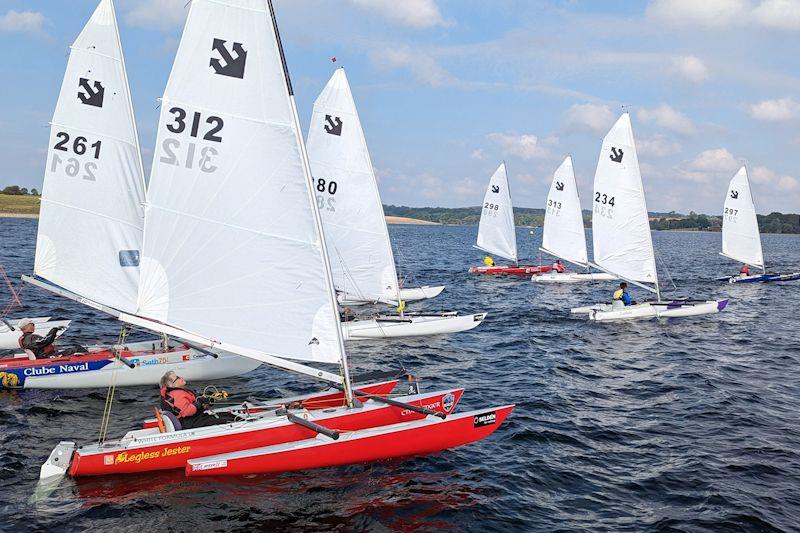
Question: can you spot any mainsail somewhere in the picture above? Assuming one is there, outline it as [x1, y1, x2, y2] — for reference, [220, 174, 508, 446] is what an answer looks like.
[35, 0, 145, 313]
[134, 0, 346, 369]
[476, 163, 517, 262]
[721, 166, 764, 270]
[306, 68, 400, 304]
[541, 156, 588, 268]
[591, 113, 658, 288]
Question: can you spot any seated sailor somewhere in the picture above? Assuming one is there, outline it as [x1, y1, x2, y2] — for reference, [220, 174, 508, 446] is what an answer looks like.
[17, 319, 68, 359]
[159, 371, 237, 429]
[739, 264, 751, 277]
[484, 256, 495, 267]
[552, 260, 567, 273]
[612, 282, 636, 306]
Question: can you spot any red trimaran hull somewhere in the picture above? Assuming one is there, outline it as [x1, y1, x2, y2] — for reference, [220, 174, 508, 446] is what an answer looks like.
[187, 405, 514, 476]
[68, 386, 463, 477]
[469, 265, 552, 276]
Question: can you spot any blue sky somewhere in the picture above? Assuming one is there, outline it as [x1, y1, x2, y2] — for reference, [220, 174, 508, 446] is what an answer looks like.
[1, 0, 799, 214]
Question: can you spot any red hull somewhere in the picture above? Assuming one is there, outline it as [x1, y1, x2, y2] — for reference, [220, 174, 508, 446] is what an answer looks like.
[140, 381, 399, 429]
[187, 405, 514, 476]
[69, 389, 463, 477]
[469, 265, 551, 276]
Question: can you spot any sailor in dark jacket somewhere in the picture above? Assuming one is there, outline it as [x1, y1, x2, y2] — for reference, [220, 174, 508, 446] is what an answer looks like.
[17, 319, 62, 358]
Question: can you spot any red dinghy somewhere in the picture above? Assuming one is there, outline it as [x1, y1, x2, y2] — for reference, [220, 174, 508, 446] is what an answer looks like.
[45, 387, 462, 478]
[469, 265, 552, 276]
[187, 405, 514, 476]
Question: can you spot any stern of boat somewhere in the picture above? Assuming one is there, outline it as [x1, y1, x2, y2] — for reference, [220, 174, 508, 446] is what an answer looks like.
[39, 441, 75, 480]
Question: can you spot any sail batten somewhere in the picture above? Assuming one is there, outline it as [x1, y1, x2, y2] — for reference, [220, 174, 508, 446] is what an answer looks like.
[306, 68, 400, 304]
[721, 166, 764, 270]
[591, 113, 658, 286]
[136, 0, 345, 366]
[476, 163, 517, 262]
[542, 156, 589, 267]
[34, 0, 146, 315]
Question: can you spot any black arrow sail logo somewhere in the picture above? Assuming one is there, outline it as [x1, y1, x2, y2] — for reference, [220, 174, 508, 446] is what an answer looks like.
[210, 38, 247, 79]
[78, 78, 104, 108]
[324, 115, 343, 136]
[730, 190, 739, 199]
[555, 181, 564, 191]
[610, 147, 624, 163]
[491, 185, 500, 193]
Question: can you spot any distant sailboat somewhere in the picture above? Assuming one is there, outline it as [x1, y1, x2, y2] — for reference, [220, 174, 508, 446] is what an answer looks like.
[570, 113, 728, 321]
[307, 68, 485, 338]
[533, 156, 616, 283]
[718, 166, 800, 283]
[469, 163, 551, 276]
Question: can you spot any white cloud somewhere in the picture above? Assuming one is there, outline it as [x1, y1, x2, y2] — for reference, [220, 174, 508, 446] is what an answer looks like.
[638, 104, 697, 136]
[647, 0, 800, 30]
[646, 0, 752, 28]
[751, 165, 777, 183]
[453, 178, 482, 197]
[420, 174, 444, 199]
[487, 133, 550, 160]
[752, 0, 800, 29]
[562, 103, 616, 135]
[0, 10, 45, 34]
[778, 175, 799, 190]
[749, 97, 800, 121]
[124, 0, 187, 31]
[471, 149, 485, 160]
[637, 134, 682, 157]
[371, 47, 457, 87]
[672, 56, 709, 84]
[689, 148, 739, 172]
[349, 0, 448, 28]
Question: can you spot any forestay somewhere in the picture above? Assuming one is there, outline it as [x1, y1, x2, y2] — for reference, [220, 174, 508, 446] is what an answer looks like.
[591, 113, 658, 285]
[35, 0, 145, 313]
[136, 0, 343, 365]
[306, 68, 400, 304]
[541, 156, 588, 267]
[476, 163, 517, 262]
[721, 166, 764, 270]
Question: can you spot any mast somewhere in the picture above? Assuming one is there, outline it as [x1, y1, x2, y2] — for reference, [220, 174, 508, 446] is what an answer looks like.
[268, 0, 353, 404]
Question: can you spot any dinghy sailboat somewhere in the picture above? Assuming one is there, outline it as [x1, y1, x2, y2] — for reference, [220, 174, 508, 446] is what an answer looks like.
[718, 166, 800, 283]
[533, 156, 616, 283]
[307, 68, 485, 339]
[570, 113, 728, 321]
[469, 163, 552, 276]
[14, 0, 259, 388]
[40, 0, 510, 480]
[0, 317, 70, 351]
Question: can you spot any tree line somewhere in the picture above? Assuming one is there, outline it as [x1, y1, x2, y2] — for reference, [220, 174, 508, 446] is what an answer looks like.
[383, 205, 800, 234]
[2, 185, 39, 196]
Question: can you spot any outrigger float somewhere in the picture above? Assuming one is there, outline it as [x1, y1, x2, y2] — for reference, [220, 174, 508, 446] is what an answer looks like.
[469, 163, 551, 276]
[39, 0, 510, 482]
[570, 113, 729, 321]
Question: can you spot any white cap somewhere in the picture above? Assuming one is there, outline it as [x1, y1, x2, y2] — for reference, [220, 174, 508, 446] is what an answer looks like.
[18, 318, 34, 329]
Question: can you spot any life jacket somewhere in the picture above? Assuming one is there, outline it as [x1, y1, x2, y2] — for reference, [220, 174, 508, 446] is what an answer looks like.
[553, 262, 566, 273]
[484, 256, 494, 267]
[740, 265, 750, 275]
[18, 332, 56, 357]
[160, 386, 198, 418]
[613, 289, 624, 300]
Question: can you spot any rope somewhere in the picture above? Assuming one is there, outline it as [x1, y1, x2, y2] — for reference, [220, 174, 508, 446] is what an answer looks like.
[98, 326, 128, 444]
[654, 247, 678, 293]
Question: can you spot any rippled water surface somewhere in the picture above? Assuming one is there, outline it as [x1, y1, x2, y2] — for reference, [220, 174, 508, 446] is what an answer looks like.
[1, 218, 799, 531]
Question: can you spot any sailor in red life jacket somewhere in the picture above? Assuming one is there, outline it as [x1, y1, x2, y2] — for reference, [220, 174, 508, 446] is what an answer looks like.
[552, 260, 567, 273]
[739, 264, 751, 277]
[159, 371, 237, 429]
[17, 319, 63, 359]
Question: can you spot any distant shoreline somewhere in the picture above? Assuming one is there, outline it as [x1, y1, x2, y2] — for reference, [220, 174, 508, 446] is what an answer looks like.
[385, 216, 439, 225]
[0, 213, 38, 219]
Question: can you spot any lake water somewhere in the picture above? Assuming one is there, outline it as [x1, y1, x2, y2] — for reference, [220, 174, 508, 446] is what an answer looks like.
[1, 218, 799, 531]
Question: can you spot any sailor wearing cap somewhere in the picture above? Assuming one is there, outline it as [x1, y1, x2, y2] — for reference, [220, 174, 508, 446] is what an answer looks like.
[17, 319, 64, 359]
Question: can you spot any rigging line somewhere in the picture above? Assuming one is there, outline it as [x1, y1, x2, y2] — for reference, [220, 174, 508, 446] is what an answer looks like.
[654, 246, 677, 293]
[98, 326, 127, 444]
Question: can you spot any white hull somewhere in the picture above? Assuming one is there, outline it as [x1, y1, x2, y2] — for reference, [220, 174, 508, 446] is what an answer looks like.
[342, 312, 486, 339]
[0, 317, 71, 350]
[3, 339, 262, 389]
[532, 272, 616, 284]
[571, 300, 728, 321]
[338, 285, 445, 306]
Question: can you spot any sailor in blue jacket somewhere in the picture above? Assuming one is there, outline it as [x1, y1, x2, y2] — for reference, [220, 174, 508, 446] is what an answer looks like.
[613, 282, 636, 306]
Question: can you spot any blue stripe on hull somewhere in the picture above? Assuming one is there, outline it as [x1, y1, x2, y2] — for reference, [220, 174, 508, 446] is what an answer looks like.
[0, 359, 115, 389]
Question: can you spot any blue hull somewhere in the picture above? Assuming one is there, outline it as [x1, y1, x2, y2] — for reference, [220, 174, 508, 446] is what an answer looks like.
[725, 272, 800, 284]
